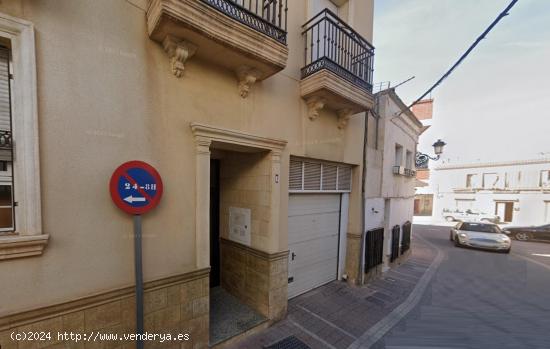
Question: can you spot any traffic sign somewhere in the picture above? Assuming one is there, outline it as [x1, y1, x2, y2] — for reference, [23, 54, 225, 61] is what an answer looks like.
[109, 161, 163, 215]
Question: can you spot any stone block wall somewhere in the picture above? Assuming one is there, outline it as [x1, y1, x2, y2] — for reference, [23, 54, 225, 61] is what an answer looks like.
[0, 269, 209, 349]
[220, 238, 288, 321]
[219, 151, 272, 251]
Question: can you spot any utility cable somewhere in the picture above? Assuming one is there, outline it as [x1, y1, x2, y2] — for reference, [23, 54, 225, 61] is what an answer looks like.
[408, 0, 520, 109]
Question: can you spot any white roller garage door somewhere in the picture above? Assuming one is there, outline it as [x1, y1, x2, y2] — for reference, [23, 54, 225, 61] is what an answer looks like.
[288, 194, 341, 298]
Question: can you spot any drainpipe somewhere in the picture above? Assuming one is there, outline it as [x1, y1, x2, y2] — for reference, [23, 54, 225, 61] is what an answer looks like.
[359, 109, 369, 285]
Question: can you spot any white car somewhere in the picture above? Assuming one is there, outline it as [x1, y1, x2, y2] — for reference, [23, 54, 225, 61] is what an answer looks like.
[443, 209, 500, 223]
[450, 222, 511, 253]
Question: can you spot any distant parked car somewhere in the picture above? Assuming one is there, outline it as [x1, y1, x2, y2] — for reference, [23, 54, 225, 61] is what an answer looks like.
[442, 208, 500, 223]
[502, 224, 550, 242]
[450, 222, 511, 253]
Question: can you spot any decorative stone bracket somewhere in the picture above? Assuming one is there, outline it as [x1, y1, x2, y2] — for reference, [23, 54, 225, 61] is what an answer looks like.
[306, 97, 325, 121]
[337, 109, 354, 129]
[236, 66, 261, 98]
[162, 35, 197, 78]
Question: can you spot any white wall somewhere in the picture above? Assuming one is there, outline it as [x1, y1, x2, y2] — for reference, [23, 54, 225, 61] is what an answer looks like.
[431, 160, 550, 225]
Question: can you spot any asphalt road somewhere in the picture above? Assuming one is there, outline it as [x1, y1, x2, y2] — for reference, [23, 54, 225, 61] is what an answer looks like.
[374, 224, 550, 349]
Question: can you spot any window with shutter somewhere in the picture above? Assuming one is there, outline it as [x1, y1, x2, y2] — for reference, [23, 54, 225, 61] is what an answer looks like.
[289, 159, 303, 190]
[337, 165, 351, 191]
[0, 46, 13, 232]
[0, 14, 47, 260]
[289, 157, 352, 193]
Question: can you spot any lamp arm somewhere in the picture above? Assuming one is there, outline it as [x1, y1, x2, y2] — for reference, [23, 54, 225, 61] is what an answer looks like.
[415, 152, 440, 168]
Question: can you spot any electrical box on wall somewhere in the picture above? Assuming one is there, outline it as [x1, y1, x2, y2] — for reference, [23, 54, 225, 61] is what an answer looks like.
[229, 207, 251, 246]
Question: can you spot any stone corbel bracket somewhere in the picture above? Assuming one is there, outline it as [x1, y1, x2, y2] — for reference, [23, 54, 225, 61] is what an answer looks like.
[236, 66, 261, 98]
[306, 97, 325, 121]
[162, 35, 197, 78]
[337, 109, 354, 129]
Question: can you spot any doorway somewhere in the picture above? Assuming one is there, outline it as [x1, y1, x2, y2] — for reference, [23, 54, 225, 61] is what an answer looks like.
[208, 153, 267, 346]
[210, 159, 220, 288]
[495, 201, 514, 223]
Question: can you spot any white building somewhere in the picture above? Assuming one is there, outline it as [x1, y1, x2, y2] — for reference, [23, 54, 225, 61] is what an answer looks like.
[431, 159, 550, 225]
[363, 89, 423, 277]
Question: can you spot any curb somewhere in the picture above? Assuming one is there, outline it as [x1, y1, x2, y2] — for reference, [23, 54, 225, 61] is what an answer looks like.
[347, 233, 445, 349]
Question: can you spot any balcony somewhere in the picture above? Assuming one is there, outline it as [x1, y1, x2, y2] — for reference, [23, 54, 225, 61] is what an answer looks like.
[147, 0, 289, 97]
[300, 9, 374, 128]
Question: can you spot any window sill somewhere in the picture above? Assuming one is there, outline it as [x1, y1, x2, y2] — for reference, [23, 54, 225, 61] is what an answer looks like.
[0, 234, 49, 261]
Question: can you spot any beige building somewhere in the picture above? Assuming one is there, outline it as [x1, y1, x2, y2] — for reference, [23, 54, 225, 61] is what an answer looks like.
[0, 0, 375, 348]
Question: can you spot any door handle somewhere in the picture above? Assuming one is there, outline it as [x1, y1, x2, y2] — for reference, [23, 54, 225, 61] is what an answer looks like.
[291, 252, 296, 260]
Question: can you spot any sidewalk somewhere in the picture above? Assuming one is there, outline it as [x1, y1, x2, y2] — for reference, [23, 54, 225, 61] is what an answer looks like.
[226, 235, 439, 349]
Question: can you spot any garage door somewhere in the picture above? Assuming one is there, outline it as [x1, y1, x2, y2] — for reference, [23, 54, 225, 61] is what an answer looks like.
[288, 194, 341, 298]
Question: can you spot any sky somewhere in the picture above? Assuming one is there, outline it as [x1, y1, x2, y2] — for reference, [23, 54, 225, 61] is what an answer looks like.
[373, 0, 550, 164]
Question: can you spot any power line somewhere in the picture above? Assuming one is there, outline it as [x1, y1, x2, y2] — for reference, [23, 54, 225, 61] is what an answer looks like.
[408, 0, 520, 109]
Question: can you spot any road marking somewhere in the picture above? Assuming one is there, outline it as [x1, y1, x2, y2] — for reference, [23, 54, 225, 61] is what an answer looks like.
[347, 233, 445, 349]
[295, 305, 357, 340]
[532, 253, 550, 258]
[287, 317, 337, 349]
[512, 252, 550, 272]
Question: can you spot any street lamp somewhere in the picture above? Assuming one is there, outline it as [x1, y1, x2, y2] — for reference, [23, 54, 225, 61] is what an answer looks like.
[416, 139, 446, 168]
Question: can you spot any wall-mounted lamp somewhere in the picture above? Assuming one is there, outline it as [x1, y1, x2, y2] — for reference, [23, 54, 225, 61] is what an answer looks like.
[416, 139, 446, 168]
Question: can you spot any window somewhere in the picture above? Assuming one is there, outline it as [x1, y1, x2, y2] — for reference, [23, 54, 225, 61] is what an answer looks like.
[482, 173, 498, 189]
[540, 170, 550, 188]
[466, 174, 478, 188]
[394, 144, 403, 167]
[289, 157, 352, 192]
[0, 13, 46, 260]
[0, 46, 14, 232]
[405, 150, 413, 169]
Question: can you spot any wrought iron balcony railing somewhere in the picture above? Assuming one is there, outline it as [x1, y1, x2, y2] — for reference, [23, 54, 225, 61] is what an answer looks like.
[0, 130, 12, 150]
[301, 9, 374, 91]
[201, 0, 288, 44]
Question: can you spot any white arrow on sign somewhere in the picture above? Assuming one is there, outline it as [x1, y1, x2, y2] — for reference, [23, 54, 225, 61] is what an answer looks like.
[124, 195, 146, 203]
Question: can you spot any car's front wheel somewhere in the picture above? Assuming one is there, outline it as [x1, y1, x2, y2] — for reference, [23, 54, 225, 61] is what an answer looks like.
[514, 232, 531, 241]
[445, 216, 455, 222]
[454, 237, 461, 247]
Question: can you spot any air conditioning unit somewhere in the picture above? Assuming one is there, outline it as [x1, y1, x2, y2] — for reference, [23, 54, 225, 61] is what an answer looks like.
[393, 166, 405, 175]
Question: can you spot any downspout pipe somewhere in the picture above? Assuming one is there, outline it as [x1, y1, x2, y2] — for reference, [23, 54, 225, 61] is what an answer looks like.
[359, 109, 369, 285]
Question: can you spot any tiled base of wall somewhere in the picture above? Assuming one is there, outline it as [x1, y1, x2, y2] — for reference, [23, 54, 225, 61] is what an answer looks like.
[220, 238, 288, 321]
[0, 269, 210, 349]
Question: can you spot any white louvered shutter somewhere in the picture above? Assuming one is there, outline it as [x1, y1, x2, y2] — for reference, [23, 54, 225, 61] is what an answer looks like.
[0, 47, 11, 162]
[322, 164, 337, 190]
[0, 47, 10, 131]
[303, 162, 321, 191]
[289, 159, 303, 190]
[337, 165, 352, 191]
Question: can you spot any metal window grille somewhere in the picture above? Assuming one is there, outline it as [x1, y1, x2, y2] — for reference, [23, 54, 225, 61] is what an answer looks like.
[401, 221, 411, 254]
[390, 225, 400, 262]
[364, 228, 384, 272]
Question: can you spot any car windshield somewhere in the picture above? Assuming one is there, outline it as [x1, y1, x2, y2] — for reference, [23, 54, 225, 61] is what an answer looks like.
[460, 223, 501, 234]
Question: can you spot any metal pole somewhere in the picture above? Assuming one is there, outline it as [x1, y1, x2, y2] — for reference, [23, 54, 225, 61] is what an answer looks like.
[134, 214, 144, 349]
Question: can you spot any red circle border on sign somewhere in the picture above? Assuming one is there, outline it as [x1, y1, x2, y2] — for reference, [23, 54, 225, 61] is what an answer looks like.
[109, 160, 164, 215]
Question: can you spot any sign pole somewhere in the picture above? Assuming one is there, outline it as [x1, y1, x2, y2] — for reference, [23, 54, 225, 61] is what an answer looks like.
[134, 214, 144, 349]
[110, 160, 163, 349]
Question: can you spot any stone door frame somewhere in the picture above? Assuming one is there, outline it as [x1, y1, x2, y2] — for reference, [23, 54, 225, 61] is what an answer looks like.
[190, 123, 287, 269]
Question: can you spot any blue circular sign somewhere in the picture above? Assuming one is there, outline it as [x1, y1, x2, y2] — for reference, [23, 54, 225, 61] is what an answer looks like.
[110, 161, 163, 215]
